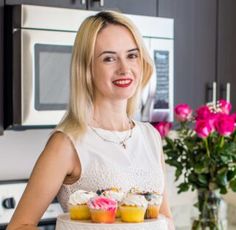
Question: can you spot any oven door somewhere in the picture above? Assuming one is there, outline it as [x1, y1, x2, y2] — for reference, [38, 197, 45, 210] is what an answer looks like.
[141, 37, 174, 122]
[13, 29, 76, 126]
[0, 181, 62, 229]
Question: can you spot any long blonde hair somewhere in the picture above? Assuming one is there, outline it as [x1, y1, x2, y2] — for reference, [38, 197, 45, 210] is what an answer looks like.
[57, 11, 153, 140]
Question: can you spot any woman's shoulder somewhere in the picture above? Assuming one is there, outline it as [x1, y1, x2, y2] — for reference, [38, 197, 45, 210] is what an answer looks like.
[134, 121, 162, 141]
[135, 121, 160, 133]
[43, 131, 77, 161]
[47, 130, 73, 148]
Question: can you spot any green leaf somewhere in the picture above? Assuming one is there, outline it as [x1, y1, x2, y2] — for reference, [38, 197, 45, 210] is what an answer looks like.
[175, 168, 182, 180]
[219, 155, 231, 164]
[227, 169, 236, 181]
[198, 174, 208, 186]
[230, 179, 236, 192]
[216, 168, 228, 186]
[165, 159, 183, 169]
[220, 187, 227, 194]
[194, 162, 208, 174]
[177, 182, 189, 193]
[188, 173, 198, 183]
[192, 220, 201, 230]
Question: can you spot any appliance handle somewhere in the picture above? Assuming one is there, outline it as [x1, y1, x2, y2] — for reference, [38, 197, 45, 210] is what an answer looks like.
[141, 96, 155, 122]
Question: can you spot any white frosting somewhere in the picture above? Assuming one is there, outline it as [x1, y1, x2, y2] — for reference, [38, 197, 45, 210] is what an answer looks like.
[102, 190, 125, 202]
[148, 194, 163, 206]
[120, 193, 148, 208]
[68, 190, 96, 205]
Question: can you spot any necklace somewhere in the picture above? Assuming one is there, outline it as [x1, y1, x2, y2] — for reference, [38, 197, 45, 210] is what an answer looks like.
[90, 119, 133, 149]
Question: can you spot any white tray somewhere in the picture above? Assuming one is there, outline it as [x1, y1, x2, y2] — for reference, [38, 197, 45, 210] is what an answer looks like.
[56, 213, 168, 230]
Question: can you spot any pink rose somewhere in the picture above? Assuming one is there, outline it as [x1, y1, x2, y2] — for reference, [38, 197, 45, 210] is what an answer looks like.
[195, 119, 214, 138]
[215, 114, 235, 136]
[231, 113, 236, 123]
[174, 104, 192, 122]
[218, 99, 232, 114]
[154, 122, 172, 138]
[207, 113, 220, 131]
[195, 105, 212, 120]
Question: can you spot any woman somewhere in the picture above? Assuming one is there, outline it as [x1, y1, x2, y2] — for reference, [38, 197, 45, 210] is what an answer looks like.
[7, 11, 174, 229]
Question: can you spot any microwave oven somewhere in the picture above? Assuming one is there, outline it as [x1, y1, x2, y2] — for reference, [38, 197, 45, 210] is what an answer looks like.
[5, 5, 174, 127]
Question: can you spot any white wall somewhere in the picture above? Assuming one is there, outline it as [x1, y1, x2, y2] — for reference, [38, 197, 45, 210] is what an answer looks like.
[0, 129, 52, 180]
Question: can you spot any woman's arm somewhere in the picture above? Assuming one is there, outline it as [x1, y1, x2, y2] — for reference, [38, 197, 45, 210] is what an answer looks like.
[160, 186, 175, 230]
[159, 151, 175, 230]
[7, 132, 79, 230]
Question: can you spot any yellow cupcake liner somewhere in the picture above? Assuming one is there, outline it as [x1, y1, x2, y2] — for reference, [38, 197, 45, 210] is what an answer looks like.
[90, 209, 116, 223]
[120, 206, 146, 223]
[69, 204, 91, 220]
[145, 205, 160, 219]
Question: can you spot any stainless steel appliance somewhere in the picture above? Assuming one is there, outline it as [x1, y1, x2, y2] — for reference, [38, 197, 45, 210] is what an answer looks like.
[6, 5, 173, 127]
[0, 180, 63, 229]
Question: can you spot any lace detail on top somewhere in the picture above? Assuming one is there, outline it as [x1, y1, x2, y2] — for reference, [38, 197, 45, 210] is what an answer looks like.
[57, 121, 165, 212]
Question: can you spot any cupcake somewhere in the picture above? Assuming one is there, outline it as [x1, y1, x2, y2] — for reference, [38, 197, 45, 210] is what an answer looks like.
[119, 193, 148, 223]
[97, 188, 125, 218]
[68, 190, 96, 220]
[87, 196, 117, 223]
[144, 192, 163, 219]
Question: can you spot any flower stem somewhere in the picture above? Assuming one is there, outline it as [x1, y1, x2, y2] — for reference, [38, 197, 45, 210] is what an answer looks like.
[204, 138, 210, 158]
[220, 136, 224, 148]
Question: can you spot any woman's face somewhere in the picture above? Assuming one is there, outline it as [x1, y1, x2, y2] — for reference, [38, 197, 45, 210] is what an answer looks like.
[92, 24, 142, 103]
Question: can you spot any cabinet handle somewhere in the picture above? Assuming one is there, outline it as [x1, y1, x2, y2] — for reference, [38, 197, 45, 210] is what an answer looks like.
[226, 82, 230, 102]
[100, 0, 104, 7]
[81, 0, 86, 5]
[220, 82, 231, 102]
[212, 81, 217, 106]
[207, 82, 217, 105]
[92, 0, 104, 7]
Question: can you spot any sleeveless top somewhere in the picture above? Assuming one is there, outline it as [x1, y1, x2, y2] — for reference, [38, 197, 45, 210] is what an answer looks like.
[57, 121, 165, 212]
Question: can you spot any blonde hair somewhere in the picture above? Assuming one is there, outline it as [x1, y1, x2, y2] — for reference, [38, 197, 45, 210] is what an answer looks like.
[57, 11, 153, 140]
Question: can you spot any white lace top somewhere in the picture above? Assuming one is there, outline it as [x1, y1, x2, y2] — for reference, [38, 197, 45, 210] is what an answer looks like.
[57, 121, 165, 212]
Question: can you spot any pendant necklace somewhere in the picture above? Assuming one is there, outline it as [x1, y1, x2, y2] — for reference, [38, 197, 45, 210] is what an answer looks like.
[90, 119, 133, 149]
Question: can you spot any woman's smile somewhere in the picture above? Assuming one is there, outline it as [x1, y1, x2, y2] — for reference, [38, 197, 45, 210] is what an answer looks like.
[112, 78, 133, 88]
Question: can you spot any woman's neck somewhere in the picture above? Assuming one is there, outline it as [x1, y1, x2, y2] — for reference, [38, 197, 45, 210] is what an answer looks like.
[91, 102, 131, 131]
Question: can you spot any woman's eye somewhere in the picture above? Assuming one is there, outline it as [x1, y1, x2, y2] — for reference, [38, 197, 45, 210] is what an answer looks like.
[128, 53, 139, 59]
[103, 56, 116, 62]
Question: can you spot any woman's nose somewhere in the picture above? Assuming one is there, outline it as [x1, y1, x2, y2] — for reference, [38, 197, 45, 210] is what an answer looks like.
[117, 59, 131, 76]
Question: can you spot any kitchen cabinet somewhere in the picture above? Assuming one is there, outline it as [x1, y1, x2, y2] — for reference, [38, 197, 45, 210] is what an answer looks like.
[5, 0, 86, 9]
[5, 0, 158, 16]
[87, 0, 157, 16]
[158, 0, 236, 111]
[217, 0, 236, 111]
[0, 0, 3, 135]
[158, 0, 217, 110]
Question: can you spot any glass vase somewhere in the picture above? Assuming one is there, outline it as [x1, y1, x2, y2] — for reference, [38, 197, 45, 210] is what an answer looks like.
[191, 189, 225, 230]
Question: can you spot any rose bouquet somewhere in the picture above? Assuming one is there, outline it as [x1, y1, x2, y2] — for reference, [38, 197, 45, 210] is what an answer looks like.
[154, 100, 236, 229]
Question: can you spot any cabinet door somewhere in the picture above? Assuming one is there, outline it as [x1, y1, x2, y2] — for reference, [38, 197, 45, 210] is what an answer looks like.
[88, 0, 158, 16]
[218, 0, 236, 111]
[5, 0, 87, 9]
[0, 0, 3, 135]
[158, 0, 217, 110]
